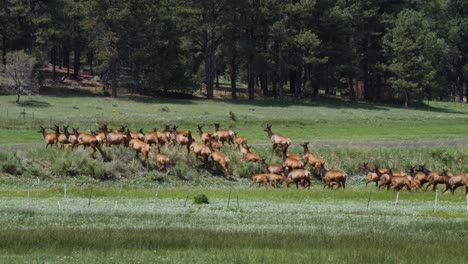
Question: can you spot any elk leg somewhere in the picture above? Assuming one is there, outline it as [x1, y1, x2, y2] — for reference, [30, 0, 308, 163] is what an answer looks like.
[272, 144, 277, 155]
[425, 183, 432, 191]
[365, 181, 370, 187]
[342, 180, 346, 190]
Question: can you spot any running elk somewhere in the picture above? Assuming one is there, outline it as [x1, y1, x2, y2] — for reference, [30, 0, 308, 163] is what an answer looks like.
[187, 133, 211, 164]
[300, 142, 324, 168]
[213, 123, 235, 146]
[207, 142, 230, 177]
[286, 169, 311, 189]
[387, 169, 412, 191]
[317, 162, 347, 190]
[71, 128, 105, 159]
[264, 124, 291, 155]
[38, 126, 58, 148]
[197, 125, 213, 144]
[441, 170, 468, 194]
[125, 129, 151, 168]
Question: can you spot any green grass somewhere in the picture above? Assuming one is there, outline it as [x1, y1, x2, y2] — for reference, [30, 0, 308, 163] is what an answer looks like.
[0, 93, 468, 146]
[0, 185, 467, 263]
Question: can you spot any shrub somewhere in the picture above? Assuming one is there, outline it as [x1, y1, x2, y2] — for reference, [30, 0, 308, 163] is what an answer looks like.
[0, 152, 23, 175]
[193, 194, 209, 204]
[237, 162, 266, 179]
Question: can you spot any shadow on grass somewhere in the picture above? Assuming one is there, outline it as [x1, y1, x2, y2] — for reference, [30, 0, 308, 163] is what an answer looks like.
[403, 101, 467, 114]
[17, 99, 51, 108]
[39, 86, 99, 97]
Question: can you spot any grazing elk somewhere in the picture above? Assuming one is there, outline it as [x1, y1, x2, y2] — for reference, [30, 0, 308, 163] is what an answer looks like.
[213, 123, 235, 146]
[124, 129, 151, 168]
[197, 125, 213, 144]
[38, 126, 58, 148]
[317, 162, 347, 190]
[286, 169, 311, 189]
[264, 124, 291, 155]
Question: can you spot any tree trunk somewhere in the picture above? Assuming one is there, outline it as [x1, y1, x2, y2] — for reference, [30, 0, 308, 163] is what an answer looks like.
[2, 33, 6, 66]
[404, 88, 409, 108]
[16, 92, 20, 104]
[457, 68, 464, 102]
[260, 71, 268, 96]
[312, 73, 319, 99]
[296, 67, 302, 97]
[230, 55, 237, 100]
[247, 62, 255, 100]
[216, 70, 219, 88]
[348, 77, 355, 101]
[73, 40, 81, 80]
[87, 49, 94, 76]
[52, 46, 57, 82]
[132, 62, 141, 94]
[289, 70, 295, 96]
[110, 57, 119, 98]
[58, 45, 62, 69]
[64, 47, 70, 76]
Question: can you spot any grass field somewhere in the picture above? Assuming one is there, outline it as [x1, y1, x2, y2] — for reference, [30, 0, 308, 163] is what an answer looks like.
[0, 184, 467, 263]
[0, 91, 468, 146]
[1, 90, 468, 263]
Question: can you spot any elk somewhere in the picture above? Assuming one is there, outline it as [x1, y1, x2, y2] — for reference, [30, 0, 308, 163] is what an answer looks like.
[101, 124, 126, 147]
[52, 124, 69, 149]
[360, 163, 379, 187]
[197, 125, 213, 144]
[268, 173, 285, 188]
[259, 159, 284, 175]
[71, 128, 105, 159]
[300, 142, 324, 168]
[143, 128, 159, 146]
[208, 135, 223, 152]
[317, 162, 347, 190]
[171, 127, 191, 151]
[207, 142, 230, 177]
[124, 129, 151, 168]
[376, 168, 392, 191]
[250, 174, 270, 188]
[38, 126, 58, 148]
[282, 146, 304, 171]
[421, 165, 451, 192]
[157, 126, 172, 146]
[155, 146, 171, 172]
[187, 133, 211, 164]
[386, 169, 412, 191]
[234, 132, 248, 148]
[409, 166, 429, 190]
[441, 170, 468, 194]
[264, 124, 291, 155]
[130, 128, 145, 141]
[243, 145, 262, 163]
[213, 123, 235, 146]
[286, 169, 311, 189]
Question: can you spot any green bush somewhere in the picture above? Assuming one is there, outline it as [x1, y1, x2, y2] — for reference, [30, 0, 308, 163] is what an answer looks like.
[0, 152, 23, 175]
[193, 194, 209, 204]
[236, 161, 266, 179]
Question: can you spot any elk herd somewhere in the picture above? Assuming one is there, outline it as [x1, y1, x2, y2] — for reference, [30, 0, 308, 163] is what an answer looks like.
[38, 124, 468, 194]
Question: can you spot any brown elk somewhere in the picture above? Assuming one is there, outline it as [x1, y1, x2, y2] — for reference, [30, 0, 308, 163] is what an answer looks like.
[171, 127, 191, 151]
[250, 174, 270, 187]
[234, 132, 248, 148]
[421, 165, 451, 192]
[243, 145, 262, 163]
[441, 170, 468, 194]
[409, 166, 429, 190]
[71, 128, 105, 159]
[360, 163, 379, 187]
[187, 133, 211, 164]
[101, 124, 126, 147]
[208, 135, 223, 152]
[268, 173, 285, 188]
[259, 159, 284, 175]
[286, 169, 311, 189]
[124, 129, 151, 168]
[157, 126, 172, 146]
[155, 146, 171, 172]
[38, 126, 58, 148]
[207, 142, 230, 177]
[317, 162, 347, 190]
[213, 123, 235, 146]
[52, 124, 70, 149]
[300, 142, 324, 168]
[143, 128, 159, 146]
[386, 169, 412, 191]
[264, 124, 291, 155]
[197, 125, 213, 144]
[282, 146, 304, 171]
